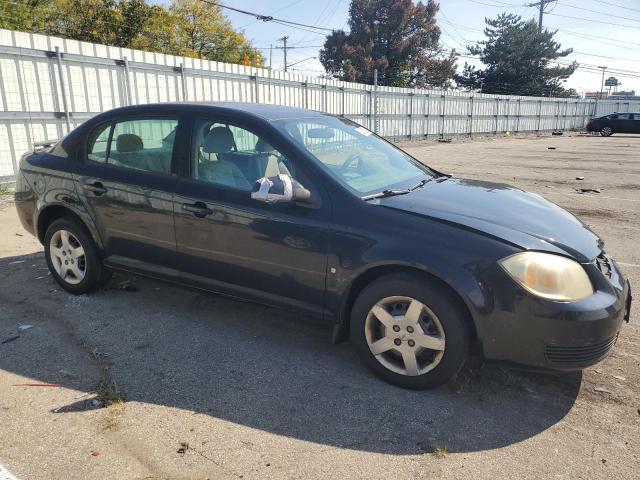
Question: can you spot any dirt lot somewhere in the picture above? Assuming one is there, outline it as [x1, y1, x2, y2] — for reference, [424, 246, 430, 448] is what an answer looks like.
[0, 133, 638, 480]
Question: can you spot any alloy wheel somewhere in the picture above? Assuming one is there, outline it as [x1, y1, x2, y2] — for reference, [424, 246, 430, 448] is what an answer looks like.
[49, 230, 86, 285]
[601, 126, 612, 136]
[365, 296, 446, 376]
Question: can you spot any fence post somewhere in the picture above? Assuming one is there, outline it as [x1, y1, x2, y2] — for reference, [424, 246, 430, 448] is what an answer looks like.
[469, 95, 474, 137]
[516, 98, 521, 133]
[494, 98, 499, 134]
[323, 83, 328, 113]
[122, 56, 133, 105]
[440, 94, 446, 139]
[180, 62, 187, 102]
[408, 92, 413, 140]
[373, 69, 378, 134]
[340, 87, 345, 118]
[537, 99, 542, 132]
[252, 74, 259, 103]
[424, 94, 430, 139]
[302, 82, 309, 109]
[505, 97, 509, 132]
[54, 47, 71, 132]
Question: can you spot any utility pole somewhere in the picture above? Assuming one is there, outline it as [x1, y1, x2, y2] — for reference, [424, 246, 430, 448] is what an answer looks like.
[526, 0, 556, 31]
[598, 66, 607, 100]
[278, 36, 289, 72]
[269, 44, 273, 70]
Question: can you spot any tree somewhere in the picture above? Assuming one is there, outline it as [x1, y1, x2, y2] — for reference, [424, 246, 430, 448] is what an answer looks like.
[319, 0, 456, 88]
[170, 0, 263, 66]
[456, 13, 577, 97]
[0, 0, 50, 31]
[0, 0, 263, 67]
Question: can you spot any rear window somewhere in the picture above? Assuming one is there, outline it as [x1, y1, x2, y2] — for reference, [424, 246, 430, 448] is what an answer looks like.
[86, 118, 178, 175]
[87, 123, 111, 163]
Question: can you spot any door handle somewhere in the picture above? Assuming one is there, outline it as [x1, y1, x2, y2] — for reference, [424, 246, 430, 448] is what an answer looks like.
[182, 202, 213, 218]
[82, 181, 107, 196]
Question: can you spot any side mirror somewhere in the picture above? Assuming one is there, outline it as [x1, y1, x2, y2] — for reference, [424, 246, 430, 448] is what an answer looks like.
[251, 174, 311, 204]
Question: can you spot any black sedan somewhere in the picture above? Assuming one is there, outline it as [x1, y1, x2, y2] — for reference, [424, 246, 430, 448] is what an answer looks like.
[14, 103, 632, 389]
[586, 112, 640, 136]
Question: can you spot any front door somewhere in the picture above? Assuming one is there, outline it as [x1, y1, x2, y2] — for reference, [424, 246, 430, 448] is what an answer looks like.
[75, 116, 181, 276]
[173, 118, 330, 317]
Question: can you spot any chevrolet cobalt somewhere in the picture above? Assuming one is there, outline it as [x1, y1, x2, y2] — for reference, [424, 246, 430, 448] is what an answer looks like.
[14, 104, 632, 389]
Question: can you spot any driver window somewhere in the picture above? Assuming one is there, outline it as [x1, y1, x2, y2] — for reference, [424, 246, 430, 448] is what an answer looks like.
[191, 120, 293, 191]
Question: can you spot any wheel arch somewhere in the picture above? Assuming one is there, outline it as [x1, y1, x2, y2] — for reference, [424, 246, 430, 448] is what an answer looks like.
[37, 204, 104, 251]
[339, 264, 478, 342]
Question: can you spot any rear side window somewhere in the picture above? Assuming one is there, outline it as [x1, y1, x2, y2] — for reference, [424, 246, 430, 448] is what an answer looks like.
[109, 119, 177, 174]
[86, 118, 178, 174]
[87, 123, 111, 163]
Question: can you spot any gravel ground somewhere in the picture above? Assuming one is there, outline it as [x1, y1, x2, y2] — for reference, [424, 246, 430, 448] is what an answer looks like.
[0, 132, 638, 480]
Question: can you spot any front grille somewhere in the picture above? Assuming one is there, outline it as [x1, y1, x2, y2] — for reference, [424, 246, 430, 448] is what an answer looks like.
[595, 251, 612, 279]
[545, 335, 617, 366]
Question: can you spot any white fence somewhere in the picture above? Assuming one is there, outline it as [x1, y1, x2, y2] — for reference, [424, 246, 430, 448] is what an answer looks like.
[1, 28, 639, 185]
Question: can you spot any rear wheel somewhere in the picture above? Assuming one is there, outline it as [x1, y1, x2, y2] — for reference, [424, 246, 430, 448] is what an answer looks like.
[600, 126, 613, 137]
[44, 217, 110, 294]
[350, 273, 470, 389]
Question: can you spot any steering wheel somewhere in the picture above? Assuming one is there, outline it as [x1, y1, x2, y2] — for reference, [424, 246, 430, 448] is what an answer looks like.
[339, 153, 364, 173]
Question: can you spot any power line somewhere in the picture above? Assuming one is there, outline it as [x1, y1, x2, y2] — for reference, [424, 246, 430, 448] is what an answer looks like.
[556, 29, 640, 50]
[238, 0, 307, 29]
[589, 0, 640, 14]
[546, 12, 640, 30]
[570, 51, 640, 64]
[557, 3, 640, 23]
[201, 0, 334, 32]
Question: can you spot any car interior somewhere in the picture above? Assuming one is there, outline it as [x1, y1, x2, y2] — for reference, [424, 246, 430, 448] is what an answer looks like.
[192, 122, 292, 190]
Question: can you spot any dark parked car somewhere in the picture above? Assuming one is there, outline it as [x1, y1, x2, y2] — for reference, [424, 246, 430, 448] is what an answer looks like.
[14, 103, 632, 389]
[586, 112, 640, 136]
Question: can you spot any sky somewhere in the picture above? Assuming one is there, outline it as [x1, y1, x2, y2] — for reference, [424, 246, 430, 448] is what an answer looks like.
[166, 0, 640, 95]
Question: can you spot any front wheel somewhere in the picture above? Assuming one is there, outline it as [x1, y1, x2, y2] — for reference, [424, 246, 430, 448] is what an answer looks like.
[600, 126, 613, 137]
[350, 273, 470, 389]
[44, 217, 110, 294]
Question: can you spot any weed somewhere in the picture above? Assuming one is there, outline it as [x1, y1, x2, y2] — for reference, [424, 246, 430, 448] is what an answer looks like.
[432, 446, 448, 458]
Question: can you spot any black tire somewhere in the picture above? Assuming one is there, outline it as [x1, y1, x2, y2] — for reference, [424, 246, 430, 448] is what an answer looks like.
[44, 217, 109, 294]
[600, 126, 613, 137]
[350, 273, 470, 389]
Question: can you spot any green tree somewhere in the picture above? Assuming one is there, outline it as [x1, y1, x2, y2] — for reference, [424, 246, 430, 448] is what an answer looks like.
[169, 0, 263, 66]
[319, 0, 456, 88]
[456, 13, 577, 96]
[0, 0, 263, 67]
[0, 0, 50, 31]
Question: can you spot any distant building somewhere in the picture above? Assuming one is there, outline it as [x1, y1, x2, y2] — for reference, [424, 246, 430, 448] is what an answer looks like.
[584, 90, 640, 101]
[610, 90, 640, 101]
[585, 91, 608, 99]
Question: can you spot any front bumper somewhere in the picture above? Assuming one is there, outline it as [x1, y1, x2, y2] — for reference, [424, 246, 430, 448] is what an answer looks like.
[477, 253, 630, 370]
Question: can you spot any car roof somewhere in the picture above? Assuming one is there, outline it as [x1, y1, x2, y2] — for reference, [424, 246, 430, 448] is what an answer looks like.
[100, 102, 328, 122]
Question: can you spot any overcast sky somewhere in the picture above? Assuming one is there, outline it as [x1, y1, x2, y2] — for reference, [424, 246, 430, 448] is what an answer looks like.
[168, 0, 640, 94]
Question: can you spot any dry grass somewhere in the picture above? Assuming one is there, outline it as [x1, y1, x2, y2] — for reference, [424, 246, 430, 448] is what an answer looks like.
[432, 446, 448, 458]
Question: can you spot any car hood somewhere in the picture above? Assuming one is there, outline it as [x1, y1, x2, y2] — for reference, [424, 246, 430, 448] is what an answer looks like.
[378, 177, 603, 262]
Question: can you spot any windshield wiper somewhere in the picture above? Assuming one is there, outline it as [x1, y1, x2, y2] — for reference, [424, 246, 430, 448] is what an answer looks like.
[362, 177, 433, 201]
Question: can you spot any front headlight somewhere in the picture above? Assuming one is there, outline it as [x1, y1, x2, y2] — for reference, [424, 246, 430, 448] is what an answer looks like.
[499, 252, 594, 301]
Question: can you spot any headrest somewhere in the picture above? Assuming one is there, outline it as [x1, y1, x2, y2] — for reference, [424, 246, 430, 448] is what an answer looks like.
[116, 134, 143, 153]
[255, 138, 275, 153]
[203, 127, 235, 154]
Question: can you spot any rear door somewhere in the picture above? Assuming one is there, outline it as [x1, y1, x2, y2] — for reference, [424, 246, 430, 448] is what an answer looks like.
[614, 113, 632, 133]
[173, 116, 331, 317]
[75, 115, 183, 277]
[631, 113, 640, 134]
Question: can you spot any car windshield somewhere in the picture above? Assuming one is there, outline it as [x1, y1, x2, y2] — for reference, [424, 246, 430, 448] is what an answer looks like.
[273, 116, 435, 196]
